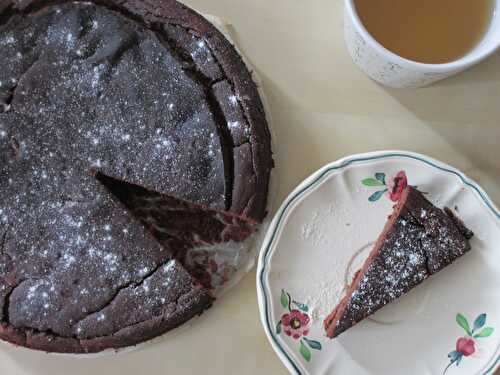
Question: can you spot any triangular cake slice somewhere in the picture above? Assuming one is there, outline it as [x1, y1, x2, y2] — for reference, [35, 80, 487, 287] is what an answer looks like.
[324, 186, 474, 338]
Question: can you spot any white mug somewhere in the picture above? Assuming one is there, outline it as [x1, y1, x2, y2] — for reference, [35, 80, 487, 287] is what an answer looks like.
[344, 0, 500, 88]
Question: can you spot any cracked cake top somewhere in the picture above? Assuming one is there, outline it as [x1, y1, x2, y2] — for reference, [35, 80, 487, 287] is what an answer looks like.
[0, 0, 272, 353]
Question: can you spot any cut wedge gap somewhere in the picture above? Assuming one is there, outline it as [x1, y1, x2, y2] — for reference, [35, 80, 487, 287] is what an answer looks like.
[94, 171, 258, 289]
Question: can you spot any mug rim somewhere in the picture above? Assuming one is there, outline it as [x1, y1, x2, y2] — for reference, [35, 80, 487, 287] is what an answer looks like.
[345, 0, 500, 72]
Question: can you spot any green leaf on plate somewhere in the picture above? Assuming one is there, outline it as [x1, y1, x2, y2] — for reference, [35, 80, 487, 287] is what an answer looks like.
[276, 320, 282, 335]
[280, 289, 290, 310]
[362, 178, 385, 187]
[444, 352, 463, 374]
[368, 189, 387, 202]
[474, 327, 494, 338]
[292, 300, 309, 312]
[448, 350, 461, 362]
[300, 339, 311, 362]
[375, 173, 386, 185]
[303, 337, 322, 350]
[456, 313, 472, 336]
[473, 313, 487, 332]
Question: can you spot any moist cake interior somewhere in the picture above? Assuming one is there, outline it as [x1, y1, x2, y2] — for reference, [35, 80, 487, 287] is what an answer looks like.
[95, 172, 258, 289]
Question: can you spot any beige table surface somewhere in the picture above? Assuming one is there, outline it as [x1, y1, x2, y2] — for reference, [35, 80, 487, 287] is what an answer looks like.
[1, 0, 499, 374]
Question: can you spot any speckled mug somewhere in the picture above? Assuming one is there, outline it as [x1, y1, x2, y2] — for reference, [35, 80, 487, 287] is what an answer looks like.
[344, 0, 500, 88]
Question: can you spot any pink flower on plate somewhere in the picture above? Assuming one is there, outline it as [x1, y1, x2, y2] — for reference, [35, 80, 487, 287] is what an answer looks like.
[387, 171, 408, 202]
[276, 290, 322, 362]
[456, 337, 476, 357]
[281, 310, 310, 340]
[443, 313, 494, 373]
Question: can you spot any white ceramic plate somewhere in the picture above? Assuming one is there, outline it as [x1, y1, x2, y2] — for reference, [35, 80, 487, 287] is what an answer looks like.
[257, 151, 500, 375]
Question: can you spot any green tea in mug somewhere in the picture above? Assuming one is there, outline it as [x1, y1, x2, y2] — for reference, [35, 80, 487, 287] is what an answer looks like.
[353, 0, 495, 64]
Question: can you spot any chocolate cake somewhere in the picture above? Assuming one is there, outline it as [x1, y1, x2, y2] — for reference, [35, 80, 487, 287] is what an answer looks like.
[324, 187, 473, 339]
[0, 0, 273, 353]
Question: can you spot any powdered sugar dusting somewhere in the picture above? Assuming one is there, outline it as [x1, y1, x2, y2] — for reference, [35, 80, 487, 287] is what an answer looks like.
[304, 280, 345, 322]
[301, 212, 327, 246]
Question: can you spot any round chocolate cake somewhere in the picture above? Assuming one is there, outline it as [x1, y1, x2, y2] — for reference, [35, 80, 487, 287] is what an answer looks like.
[0, 0, 272, 353]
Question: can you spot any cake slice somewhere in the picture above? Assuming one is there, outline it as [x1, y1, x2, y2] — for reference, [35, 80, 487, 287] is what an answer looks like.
[324, 186, 474, 338]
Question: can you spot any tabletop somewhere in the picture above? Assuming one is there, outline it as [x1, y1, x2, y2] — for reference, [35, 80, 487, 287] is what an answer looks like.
[1, 0, 499, 374]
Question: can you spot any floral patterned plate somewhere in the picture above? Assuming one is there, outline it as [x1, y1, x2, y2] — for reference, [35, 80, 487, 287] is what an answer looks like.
[257, 151, 500, 375]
